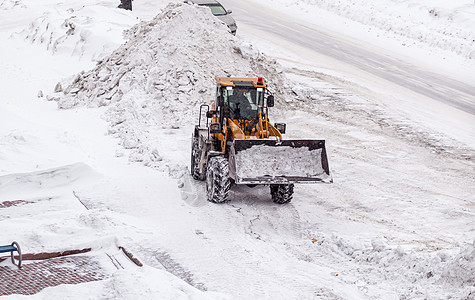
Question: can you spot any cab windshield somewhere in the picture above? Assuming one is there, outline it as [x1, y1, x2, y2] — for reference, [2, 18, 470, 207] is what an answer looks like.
[223, 86, 264, 120]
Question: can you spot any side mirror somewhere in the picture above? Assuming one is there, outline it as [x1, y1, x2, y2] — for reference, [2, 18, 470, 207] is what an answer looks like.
[209, 122, 222, 134]
[267, 95, 274, 107]
[274, 123, 286, 134]
[206, 110, 216, 118]
[218, 95, 224, 107]
[227, 9, 232, 14]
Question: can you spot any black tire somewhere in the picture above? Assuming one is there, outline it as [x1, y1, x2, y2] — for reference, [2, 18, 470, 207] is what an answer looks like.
[191, 137, 206, 181]
[206, 157, 231, 203]
[270, 184, 294, 204]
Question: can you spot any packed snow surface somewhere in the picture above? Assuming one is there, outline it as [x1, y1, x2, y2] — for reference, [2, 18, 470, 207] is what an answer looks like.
[1, 0, 474, 299]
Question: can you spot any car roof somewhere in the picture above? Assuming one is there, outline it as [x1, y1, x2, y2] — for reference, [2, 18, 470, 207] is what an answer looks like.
[189, 0, 221, 5]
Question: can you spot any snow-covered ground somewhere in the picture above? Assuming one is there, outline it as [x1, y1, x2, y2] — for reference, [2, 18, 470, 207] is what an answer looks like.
[1, 0, 474, 299]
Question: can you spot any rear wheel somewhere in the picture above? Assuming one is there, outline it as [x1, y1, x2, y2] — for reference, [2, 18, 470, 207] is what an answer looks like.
[191, 137, 206, 180]
[270, 184, 294, 204]
[206, 157, 231, 203]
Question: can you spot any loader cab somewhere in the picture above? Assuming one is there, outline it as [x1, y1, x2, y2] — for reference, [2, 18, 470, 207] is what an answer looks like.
[215, 77, 267, 121]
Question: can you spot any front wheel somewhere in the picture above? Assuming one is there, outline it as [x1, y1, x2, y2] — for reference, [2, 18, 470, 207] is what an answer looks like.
[270, 184, 294, 204]
[191, 137, 206, 180]
[206, 157, 231, 203]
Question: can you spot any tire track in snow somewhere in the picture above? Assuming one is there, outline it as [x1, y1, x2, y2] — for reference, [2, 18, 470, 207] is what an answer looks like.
[187, 190, 361, 299]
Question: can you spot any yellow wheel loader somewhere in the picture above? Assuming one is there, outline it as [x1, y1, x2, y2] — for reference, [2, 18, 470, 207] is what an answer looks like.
[191, 77, 332, 204]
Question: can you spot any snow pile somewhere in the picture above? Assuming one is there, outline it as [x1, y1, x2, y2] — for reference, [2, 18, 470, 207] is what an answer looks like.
[322, 234, 475, 298]
[440, 240, 475, 289]
[51, 3, 289, 174]
[264, 0, 475, 59]
[15, 5, 138, 61]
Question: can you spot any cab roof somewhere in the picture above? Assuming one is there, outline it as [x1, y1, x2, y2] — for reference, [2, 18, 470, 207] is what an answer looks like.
[215, 77, 266, 88]
[189, 0, 221, 5]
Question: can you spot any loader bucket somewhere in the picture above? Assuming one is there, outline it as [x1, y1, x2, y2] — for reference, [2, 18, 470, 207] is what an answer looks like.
[229, 139, 332, 184]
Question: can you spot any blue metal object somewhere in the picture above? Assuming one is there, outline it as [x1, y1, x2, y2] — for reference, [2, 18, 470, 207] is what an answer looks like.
[0, 245, 17, 253]
[0, 242, 22, 268]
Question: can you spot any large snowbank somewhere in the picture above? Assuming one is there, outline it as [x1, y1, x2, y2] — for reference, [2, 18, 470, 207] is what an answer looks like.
[50, 2, 290, 175]
[257, 0, 475, 59]
[55, 3, 286, 110]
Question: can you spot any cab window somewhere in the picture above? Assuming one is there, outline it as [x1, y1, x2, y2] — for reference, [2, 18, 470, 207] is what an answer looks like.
[223, 87, 263, 120]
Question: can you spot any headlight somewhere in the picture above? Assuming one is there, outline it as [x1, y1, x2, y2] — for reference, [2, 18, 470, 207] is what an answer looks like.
[274, 123, 286, 134]
[210, 122, 222, 134]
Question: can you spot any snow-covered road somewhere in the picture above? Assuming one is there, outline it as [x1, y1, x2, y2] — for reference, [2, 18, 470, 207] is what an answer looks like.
[231, 1, 475, 114]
